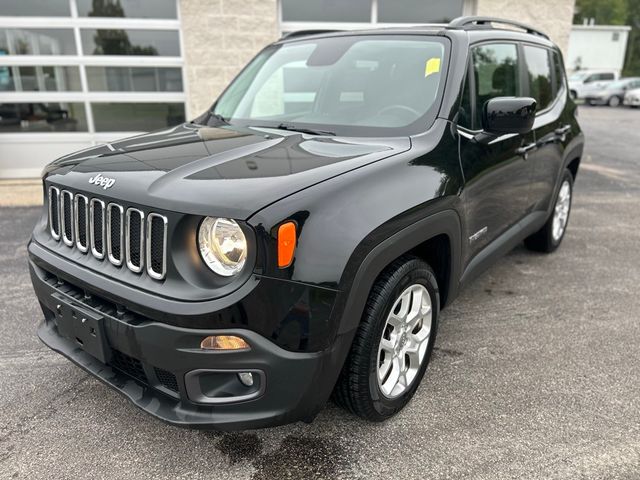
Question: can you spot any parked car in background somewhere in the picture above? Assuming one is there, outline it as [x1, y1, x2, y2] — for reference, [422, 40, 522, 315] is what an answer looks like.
[585, 78, 640, 106]
[568, 70, 617, 99]
[623, 87, 640, 107]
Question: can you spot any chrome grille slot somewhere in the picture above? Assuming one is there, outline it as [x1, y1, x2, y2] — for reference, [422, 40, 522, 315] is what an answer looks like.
[74, 194, 89, 253]
[146, 213, 168, 280]
[90, 198, 105, 259]
[107, 203, 124, 266]
[48, 186, 61, 240]
[125, 208, 144, 273]
[61, 190, 74, 246]
[46, 185, 168, 282]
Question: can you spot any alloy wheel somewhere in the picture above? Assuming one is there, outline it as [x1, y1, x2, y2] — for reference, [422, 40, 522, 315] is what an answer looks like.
[552, 180, 571, 242]
[377, 284, 432, 398]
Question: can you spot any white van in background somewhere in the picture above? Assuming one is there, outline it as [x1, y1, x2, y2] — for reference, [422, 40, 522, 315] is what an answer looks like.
[568, 70, 618, 99]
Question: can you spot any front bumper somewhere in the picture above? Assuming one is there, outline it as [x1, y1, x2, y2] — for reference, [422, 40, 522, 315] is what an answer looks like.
[624, 97, 640, 106]
[30, 244, 353, 430]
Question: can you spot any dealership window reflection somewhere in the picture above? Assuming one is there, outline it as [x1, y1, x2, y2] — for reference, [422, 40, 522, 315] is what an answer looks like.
[0, 66, 81, 92]
[81, 29, 180, 56]
[0, 103, 87, 132]
[91, 103, 185, 131]
[86, 67, 182, 92]
[0, 28, 76, 55]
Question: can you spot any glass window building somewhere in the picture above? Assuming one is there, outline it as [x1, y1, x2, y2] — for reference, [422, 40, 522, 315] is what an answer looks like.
[0, 0, 574, 178]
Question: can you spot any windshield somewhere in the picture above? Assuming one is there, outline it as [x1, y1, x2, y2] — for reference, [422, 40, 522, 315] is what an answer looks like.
[211, 35, 448, 136]
[607, 79, 633, 89]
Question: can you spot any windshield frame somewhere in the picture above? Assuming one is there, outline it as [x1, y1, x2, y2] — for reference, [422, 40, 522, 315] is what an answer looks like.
[207, 34, 452, 137]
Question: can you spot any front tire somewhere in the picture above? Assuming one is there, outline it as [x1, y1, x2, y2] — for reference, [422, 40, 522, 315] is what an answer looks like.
[608, 96, 622, 107]
[525, 169, 573, 253]
[333, 256, 439, 421]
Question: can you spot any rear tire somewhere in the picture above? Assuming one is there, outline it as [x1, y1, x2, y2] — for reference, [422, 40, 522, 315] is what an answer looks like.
[525, 169, 573, 253]
[333, 256, 439, 421]
[608, 96, 622, 107]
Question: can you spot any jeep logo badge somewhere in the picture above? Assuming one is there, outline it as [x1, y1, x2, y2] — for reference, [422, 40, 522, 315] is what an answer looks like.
[88, 173, 116, 190]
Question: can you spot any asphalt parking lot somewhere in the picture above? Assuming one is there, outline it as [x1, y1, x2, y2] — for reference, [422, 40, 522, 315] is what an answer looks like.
[1, 106, 639, 479]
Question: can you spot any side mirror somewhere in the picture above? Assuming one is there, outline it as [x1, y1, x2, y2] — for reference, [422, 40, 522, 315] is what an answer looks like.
[482, 97, 536, 136]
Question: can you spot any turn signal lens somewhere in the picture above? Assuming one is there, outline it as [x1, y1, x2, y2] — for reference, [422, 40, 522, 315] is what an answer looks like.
[277, 221, 297, 268]
[200, 335, 250, 351]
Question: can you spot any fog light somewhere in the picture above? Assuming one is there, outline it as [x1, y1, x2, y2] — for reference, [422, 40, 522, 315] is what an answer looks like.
[200, 335, 250, 351]
[237, 372, 254, 387]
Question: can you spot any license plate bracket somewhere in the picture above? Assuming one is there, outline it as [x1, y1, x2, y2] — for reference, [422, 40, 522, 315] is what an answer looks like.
[52, 293, 111, 364]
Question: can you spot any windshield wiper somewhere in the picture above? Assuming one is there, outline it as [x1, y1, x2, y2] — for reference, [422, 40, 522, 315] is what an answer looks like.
[254, 123, 335, 136]
[204, 111, 229, 126]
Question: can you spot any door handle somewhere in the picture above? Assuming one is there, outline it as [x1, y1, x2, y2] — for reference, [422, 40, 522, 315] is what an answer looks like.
[555, 125, 571, 136]
[516, 143, 537, 158]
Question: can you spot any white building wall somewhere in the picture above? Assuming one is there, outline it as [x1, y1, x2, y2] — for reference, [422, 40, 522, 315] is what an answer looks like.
[474, 0, 576, 54]
[567, 26, 631, 74]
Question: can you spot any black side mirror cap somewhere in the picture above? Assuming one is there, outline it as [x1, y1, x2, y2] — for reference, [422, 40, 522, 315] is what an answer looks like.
[481, 97, 537, 137]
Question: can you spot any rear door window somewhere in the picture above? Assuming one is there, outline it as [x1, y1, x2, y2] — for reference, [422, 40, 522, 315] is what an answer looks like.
[523, 45, 553, 111]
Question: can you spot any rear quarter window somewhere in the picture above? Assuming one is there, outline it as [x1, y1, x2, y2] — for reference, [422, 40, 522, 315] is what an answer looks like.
[552, 51, 565, 97]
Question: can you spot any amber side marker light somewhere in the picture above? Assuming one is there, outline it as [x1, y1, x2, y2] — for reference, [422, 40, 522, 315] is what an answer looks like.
[277, 221, 297, 268]
[200, 335, 250, 351]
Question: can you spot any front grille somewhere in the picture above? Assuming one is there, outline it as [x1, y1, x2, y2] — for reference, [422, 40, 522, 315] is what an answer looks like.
[126, 208, 144, 272]
[61, 190, 74, 246]
[74, 194, 88, 252]
[147, 214, 168, 279]
[90, 198, 105, 259]
[107, 203, 123, 266]
[110, 349, 148, 384]
[48, 186, 60, 240]
[48, 185, 168, 280]
[155, 367, 179, 393]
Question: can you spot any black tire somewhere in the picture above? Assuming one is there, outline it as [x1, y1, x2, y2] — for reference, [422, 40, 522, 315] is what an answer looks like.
[333, 256, 439, 421]
[569, 90, 577, 100]
[608, 96, 622, 107]
[524, 169, 574, 253]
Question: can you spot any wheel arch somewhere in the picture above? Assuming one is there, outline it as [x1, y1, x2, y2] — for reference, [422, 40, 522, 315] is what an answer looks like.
[333, 209, 462, 336]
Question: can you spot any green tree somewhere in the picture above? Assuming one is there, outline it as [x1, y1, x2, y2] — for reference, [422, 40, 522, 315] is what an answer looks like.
[624, 0, 640, 75]
[89, 0, 158, 56]
[573, 0, 627, 24]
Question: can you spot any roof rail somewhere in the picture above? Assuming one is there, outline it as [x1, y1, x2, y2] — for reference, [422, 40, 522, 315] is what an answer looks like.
[447, 16, 549, 40]
[280, 29, 343, 40]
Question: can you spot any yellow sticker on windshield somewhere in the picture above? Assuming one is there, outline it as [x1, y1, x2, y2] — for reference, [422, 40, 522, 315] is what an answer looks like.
[425, 57, 441, 77]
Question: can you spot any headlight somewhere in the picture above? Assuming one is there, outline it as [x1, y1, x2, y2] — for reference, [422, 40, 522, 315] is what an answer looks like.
[198, 217, 247, 276]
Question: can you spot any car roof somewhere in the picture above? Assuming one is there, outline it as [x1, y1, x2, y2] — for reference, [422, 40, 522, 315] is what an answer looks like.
[278, 16, 557, 50]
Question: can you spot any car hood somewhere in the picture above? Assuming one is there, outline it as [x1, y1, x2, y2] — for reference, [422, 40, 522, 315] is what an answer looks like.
[44, 123, 410, 219]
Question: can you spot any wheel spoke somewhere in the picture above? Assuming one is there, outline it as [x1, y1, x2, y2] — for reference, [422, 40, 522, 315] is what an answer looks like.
[378, 356, 393, 380]
[406, 286, 423, 323]
[380, 337, 395, 355]
[381, 356, 401, 395]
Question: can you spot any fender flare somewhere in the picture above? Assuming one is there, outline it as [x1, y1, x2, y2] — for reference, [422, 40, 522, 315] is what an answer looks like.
[333, 209, 462, 335]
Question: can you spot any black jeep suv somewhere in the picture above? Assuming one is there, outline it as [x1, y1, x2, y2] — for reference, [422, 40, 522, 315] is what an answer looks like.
[29, 17, 584, 430]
